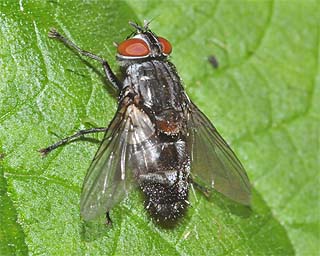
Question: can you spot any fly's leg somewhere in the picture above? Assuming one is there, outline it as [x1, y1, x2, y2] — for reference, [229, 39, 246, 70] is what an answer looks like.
[48, 28, 122, 90]
[39, 127, 108, 156]
[105, 212, 112, 226]
[191, 180, 211, 197]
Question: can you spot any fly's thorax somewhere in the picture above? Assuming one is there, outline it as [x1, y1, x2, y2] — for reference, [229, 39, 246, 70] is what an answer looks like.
[119, 63, 189, 147]
[121, 60, 186, 118]
[139, 169, 190, 223]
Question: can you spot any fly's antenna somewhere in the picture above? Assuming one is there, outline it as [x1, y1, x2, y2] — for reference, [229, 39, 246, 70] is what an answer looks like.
[143, 16, 161, 30]
[128, 21, 144, 32]
[143, 19, 151, 30]
[129, 19, 156, 32]
[126, 21, 140, 39]
[128, 18, 159, 34]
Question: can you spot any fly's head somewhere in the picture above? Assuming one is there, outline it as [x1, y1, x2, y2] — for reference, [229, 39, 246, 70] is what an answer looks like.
[116, 21, 172, 67]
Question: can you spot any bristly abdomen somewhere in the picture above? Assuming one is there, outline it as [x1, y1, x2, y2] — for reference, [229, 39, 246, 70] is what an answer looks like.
[139, 170, 189, 224]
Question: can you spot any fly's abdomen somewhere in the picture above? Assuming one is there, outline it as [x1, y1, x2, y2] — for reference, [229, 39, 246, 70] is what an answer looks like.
[131, 137, 190, 222]
[140, 169, 189, 223]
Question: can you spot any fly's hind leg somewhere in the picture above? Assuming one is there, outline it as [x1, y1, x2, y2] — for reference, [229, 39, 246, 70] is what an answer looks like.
[48, 28, 122, 90]
[39, 127, 108, 156]
[105, 212, 112, 226]
[191, 180, 211, 198]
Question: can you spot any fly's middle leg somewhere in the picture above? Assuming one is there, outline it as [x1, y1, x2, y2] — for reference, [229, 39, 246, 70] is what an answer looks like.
[39, 127, 108, 156]
[48, 28, 122, 90]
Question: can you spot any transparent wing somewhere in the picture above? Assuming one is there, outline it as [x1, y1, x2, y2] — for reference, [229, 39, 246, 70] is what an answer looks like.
[80, 104, 156, 220]
[188, 102, 251, 205]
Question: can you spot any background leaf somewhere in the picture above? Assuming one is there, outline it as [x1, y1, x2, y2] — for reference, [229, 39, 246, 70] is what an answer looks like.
[0, 0, 318, 255]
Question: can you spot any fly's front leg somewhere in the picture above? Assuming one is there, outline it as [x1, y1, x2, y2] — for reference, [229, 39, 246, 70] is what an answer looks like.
[48, 28, 122, 90]
[39, 127, 108, 156]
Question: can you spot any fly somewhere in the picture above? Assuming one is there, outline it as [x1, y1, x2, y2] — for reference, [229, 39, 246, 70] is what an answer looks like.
[40, 21, 251, 225]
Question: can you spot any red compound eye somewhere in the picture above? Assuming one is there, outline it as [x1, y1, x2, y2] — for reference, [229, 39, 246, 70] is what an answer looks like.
[158, 37, 172, 55]
[117, 38, 150, 57]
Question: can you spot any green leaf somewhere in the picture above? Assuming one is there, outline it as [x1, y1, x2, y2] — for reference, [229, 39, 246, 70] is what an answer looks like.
[0, 0, 318, 255]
